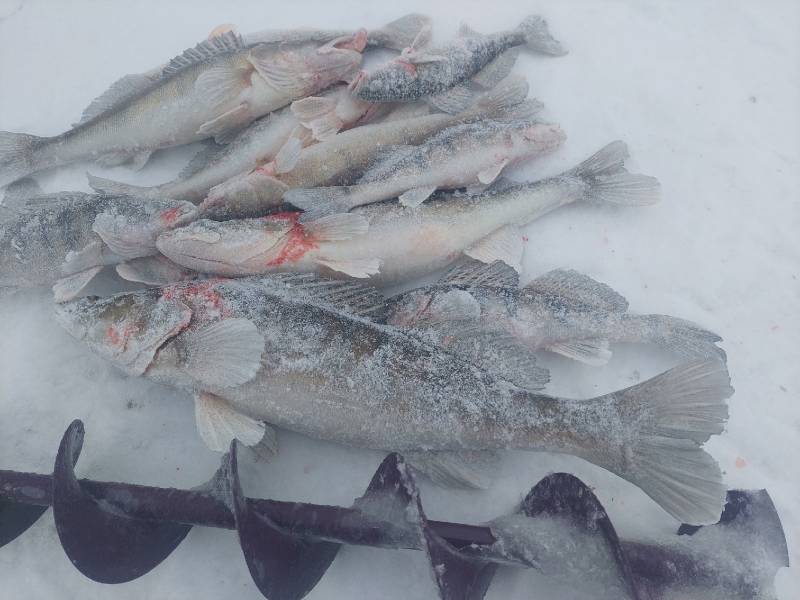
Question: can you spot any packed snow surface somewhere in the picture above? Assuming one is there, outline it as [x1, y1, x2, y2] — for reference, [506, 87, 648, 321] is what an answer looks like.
[0, 0, 797, 598]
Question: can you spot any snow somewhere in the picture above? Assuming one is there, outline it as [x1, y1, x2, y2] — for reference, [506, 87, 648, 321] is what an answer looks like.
[0, 1, 797, 598]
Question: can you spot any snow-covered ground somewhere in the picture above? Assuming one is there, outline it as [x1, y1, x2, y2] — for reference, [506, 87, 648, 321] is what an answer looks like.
[0, 1, 797, 598]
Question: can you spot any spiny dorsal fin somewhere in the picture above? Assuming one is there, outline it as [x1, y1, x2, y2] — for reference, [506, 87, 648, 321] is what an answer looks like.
[266, 273, 386, 320]
[524, 269, 629, 312]
[440, 259, 520, 289]
[162, 30, 245, 77]
[73, 73, 159, 127]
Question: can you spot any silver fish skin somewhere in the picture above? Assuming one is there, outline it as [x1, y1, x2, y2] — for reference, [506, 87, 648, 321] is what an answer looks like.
[0, 32, 365, 186]
[156, 141, 660, 284]
[352, 15, 566, 103]
[85, 86, 386, 208]
[199, 75, 537, 218]
[54, 275, 732, 525]
[285, 119, 565, 220]
[385, 260, 727, 366]
[0, 192, 197, 299]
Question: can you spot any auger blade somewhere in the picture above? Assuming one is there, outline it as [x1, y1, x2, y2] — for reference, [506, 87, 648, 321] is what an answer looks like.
[226, 442, 341, 600]
[520, 472, 650, 600]
[361, 453, 498, 600]
[52, 420, 192, 583]
[0, 498, 48, 547]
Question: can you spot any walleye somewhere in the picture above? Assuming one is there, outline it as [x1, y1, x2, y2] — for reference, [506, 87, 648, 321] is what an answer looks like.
[156, 141, 660, 282]
[55, 274, 733, 525]
[199, 75, 537, 219]
[85, 86, 383, 207]
[0, 29, 371, 186]
[0, 184, 197, 301]
[351, 15, 566, 105]
[286, 119, 566, 221]
[385, 260, 727, 369]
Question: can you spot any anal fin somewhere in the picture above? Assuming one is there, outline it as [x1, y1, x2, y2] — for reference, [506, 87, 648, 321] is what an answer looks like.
[464, 224, 524, 272]
[404, 450, 502, 489]
[52, 266, 104, 303]
[398, 185, 437, 208]
[546, 338, 612, 366]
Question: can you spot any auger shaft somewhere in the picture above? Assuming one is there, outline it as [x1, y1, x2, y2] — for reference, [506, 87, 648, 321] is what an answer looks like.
[0, 469, 495, 552]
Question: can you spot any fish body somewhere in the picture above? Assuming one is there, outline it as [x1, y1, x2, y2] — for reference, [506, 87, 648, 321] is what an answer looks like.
[87, 86, 387, 206]
[385, 261, 727, 365]
[285, 119, 565, 219]
[157, 141, 660, 283]
[0, 32, 366, 185]
[0, 192, 197, 299]
[199, 76, 538, 219]
[55, 275, 732, 525]
[352, 15, 566, 103]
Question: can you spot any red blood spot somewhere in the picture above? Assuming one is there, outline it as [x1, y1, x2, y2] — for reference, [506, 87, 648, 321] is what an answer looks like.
[770, 324, 780, 331]
[160, 281, 231, 318]
[263, 211, 301, 224]
[105, 322, 140, 349]
[522, 235, 529, 242]
[735, 456, 747, 469]
[266, 221, 318, 266]
[255, 163, 276, 176]
[159, 207, 182, 226]
[395, 58, 417, 77]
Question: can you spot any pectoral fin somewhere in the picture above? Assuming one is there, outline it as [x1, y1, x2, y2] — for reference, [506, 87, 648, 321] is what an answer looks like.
[398, 185, 437, 208]
[194, 391, 267, 452]
[197, 103, 251, 143]
[477, 158, 510, 185]
[426, 84, 474, 114]
[273, 136, 303, 174]
[52, 266, 104, 303]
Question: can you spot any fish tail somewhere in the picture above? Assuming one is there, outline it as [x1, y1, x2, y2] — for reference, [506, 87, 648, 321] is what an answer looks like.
[0, 131, 47, 187]
[517, 15, 567, 56]
[285, 186, 358, 223]
[599, 359, 732, 525]
[567, 140, 661, 206]
[87, 172, 158, 198]
[369, 13, 431, 51]
[624, 314, 727, 362]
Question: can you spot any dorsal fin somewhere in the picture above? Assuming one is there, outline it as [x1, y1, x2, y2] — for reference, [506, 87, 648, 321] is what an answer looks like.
[265, 273, 386, 320]
[524, 269, 629, 312]
[73, 73, 159, 127]
[162, 30, 245, 77]
[177, 141, 224, 180]
[439, 259, 519, 289]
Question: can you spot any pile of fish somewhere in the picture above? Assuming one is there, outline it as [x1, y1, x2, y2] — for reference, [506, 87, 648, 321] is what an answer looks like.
[0, 12, 786, 599]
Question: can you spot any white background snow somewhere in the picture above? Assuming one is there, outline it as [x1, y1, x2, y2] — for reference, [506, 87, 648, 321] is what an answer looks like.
[0, 1, 797, 598]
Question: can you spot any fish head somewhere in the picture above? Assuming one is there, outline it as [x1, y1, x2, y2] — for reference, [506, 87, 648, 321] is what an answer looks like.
[54, 289, 192, 376]
[512, 122, 566, 156]
[156, 215, 298, 276]
[307, 32, 366, 88]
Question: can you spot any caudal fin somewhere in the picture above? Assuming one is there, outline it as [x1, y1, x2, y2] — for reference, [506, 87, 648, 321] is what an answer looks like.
[0, 131, 46, 187]
[87, 173, 158, 198]
[603, 359, 732, 525]
[517, 15, 567, 56]
[567, 140, 661, 206]
[285, 186, 358, 222]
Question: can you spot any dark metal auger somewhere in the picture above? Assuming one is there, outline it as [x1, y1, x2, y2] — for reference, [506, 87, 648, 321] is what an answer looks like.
[0, 420, 789, 600]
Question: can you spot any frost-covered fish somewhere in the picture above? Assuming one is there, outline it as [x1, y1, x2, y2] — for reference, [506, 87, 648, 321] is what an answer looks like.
[351, 15, 566, 105]
[55, 274, 733, 525]
[286, 119, 565, 221]
[156, 141, 659, 281]
[386, 260, 727, 371]
[198, 76, 536, 219]
[85, 86, 384, 206]
[0, 29, 370, 186]
[0, 184, 197, 300]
